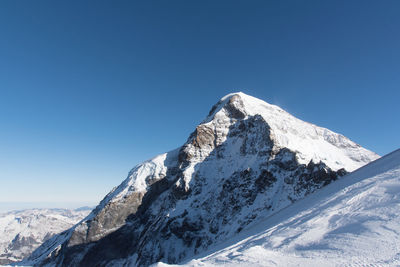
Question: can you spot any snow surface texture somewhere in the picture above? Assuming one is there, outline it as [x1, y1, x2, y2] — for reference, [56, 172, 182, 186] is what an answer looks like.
[25, 92, 379, 267]
[156, 149, 400, 267]
[0, 208, 90, 265]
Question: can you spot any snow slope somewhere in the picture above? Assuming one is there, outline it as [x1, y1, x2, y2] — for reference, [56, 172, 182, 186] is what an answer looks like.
[161, 149, 400, 267]
[0, 208, 90, 265]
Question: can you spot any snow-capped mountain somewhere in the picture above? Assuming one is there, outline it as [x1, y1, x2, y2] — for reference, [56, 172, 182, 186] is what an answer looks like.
[0, 208, 91, 265]
[160, 149, 400, 267]
[25, 92, 379, 267]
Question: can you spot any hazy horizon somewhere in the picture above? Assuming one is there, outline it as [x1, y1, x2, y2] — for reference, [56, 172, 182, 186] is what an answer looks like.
[0, 201, 97, 213]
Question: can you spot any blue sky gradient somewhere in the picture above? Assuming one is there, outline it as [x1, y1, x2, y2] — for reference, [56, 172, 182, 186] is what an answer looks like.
[0, 1, 399, 210]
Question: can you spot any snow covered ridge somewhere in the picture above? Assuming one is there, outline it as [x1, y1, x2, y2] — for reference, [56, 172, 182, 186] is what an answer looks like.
[0, 207, 91, 265]
[25, 92, 379, 266]
[161, 149, 400, 267]
[205, 92, 378, 171]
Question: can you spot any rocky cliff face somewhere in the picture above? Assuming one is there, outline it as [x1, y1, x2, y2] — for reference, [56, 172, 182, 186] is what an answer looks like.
[25, 93, 379, 267]
[0, 208, 90, 265]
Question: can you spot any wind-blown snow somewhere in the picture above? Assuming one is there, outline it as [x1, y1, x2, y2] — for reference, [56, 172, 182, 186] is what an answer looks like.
[157, 149, 400, 267]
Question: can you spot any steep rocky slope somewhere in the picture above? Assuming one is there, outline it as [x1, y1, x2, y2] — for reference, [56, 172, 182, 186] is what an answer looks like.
[25, 92, 379, 266]
[161, 149, 400, 267]
[0, 208, 90, 265]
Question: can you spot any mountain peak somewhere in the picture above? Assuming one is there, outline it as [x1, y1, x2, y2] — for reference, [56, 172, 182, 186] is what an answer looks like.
[203, 92, 378, 171]
[26, 92, 380, 267]
[205, 92, 280, 122]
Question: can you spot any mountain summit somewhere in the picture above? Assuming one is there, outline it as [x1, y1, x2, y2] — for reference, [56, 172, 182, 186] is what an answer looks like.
[203, 92, 376, 171]
[26, 93, 379, 266]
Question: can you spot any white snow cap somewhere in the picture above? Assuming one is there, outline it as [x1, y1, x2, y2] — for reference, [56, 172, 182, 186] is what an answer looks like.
[208, 92, 379, 171]
[109, 92, 378, 201]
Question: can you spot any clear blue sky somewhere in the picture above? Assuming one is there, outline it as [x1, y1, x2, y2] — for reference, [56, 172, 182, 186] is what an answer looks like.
[0, 1, 399, 211]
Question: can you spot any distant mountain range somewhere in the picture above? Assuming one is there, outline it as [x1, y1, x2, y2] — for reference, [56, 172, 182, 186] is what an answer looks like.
[14, 92, 383, 266]
[0, 207, 91, 265]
